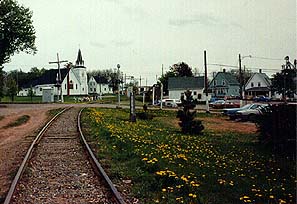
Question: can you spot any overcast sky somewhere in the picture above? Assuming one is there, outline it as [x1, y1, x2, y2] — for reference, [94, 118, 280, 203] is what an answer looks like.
[4, 0, 296, 85]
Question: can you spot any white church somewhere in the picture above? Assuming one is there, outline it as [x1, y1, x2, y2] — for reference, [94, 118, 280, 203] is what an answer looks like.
[18, 49, 88, 98]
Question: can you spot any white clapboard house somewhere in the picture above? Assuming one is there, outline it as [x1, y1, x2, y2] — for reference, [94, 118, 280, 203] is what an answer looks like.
[168, 76, 208, 101]
[244, 69, 272, 98]
[88, 75, 113, 95]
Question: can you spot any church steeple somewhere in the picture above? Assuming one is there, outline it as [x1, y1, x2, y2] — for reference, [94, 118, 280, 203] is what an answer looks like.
[75, 49, 84, 67]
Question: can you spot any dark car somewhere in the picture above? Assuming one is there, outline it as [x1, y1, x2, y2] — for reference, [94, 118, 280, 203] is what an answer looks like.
[253, 96, 271, 102]
[223, 103, 263, 120]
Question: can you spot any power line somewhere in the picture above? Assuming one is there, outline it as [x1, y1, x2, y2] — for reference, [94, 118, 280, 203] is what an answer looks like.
[250, 56, 283, 61]
[207, 63, 281, 72]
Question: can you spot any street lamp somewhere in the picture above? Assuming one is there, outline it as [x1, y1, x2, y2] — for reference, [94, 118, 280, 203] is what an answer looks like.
[117, 64, 120, 107]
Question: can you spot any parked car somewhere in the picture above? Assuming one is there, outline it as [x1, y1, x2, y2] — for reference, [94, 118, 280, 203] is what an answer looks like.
[209, 99, 225, 108]
[253, 96, 271, 102]
[235, 104, 269, 121]
[162, 99, 181, 107]
[223, 103, 263, 120]
[211, 100, 240, 109]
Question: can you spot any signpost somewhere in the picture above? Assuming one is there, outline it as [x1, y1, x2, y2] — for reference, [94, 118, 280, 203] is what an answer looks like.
[130, 89, 136, 122]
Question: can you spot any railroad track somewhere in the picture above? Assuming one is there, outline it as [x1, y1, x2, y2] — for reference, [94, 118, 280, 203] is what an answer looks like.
[4, 107, 125, 204]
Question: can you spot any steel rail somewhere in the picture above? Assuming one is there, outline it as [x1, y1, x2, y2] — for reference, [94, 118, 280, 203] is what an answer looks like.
[77, 108, 126, 204]
[4, 107, 70, 204]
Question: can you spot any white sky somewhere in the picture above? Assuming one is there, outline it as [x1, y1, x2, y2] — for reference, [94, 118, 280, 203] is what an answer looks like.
[4, 0, 297, 85]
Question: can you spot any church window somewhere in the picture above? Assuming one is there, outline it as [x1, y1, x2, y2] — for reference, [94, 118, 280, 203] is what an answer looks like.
[258, 82, 261, 87]
[76, 84, 78, 89]
[251, 82, 254, 87]
[94, 88, 96, 92]
[82, 88, 84, 91]
[65, 84, 67, 90]
[222, 80, 225, 86]
[69, 80, 73, 89]
[90, 88, 93, 91]
[39, 87, 42, 91]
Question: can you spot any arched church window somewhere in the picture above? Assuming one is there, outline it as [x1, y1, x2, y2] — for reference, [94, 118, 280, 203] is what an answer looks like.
[69, 80, 73, 89]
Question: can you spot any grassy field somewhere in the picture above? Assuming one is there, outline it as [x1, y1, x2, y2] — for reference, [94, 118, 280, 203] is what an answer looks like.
[81, 108, 295, 204]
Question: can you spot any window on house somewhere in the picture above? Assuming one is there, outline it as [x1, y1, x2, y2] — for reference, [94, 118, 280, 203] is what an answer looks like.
[39, 87, 42, 91]
[214, 80, 217, 86]
[251, 82, 254, 87]
[222, 80, 225, 86]
[104, 88, 106, 91]
[94, 88, 96, 92]
[76, 84, 78, 89]
[90, 88, 93, 91]
[198, 94, 202, 99]
[65, 84, 67, 90]
[82, 88, 84, 91]
[193, 91, 197, 95]
[258, 82, 261, 87]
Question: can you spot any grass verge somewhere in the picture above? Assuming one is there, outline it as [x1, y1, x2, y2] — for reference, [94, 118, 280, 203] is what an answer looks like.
[81, 108, 296, 204]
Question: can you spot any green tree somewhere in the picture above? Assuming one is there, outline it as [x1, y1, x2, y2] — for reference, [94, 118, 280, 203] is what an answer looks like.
[170, 62, 194, 77]
[6, 76, 18, 101]
[158, 62, 194, 95]
[158, 71, 175, 95]
[0, 66, 5, 101]
[27, 85, 34, 101]
[177, 90, 204, 134]
[0, 0, 37, 66]
[271, 58, 297, 99]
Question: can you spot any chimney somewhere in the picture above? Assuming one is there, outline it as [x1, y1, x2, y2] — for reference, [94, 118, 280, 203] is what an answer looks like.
[259, 69, 262, 73]
[223, 68, 226, 73]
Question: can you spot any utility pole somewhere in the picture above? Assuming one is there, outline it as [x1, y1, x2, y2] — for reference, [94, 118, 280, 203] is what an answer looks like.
[238, 54, 243, 99]
[243, 65, 246, 101]
[204, 50, 210, 113]
[238, 54, 244, 107]
[49, 53, 67, 102]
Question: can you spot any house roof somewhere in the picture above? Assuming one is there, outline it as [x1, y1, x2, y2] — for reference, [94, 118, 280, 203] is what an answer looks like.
[209, 71, 239, 87]
[22, 68, 69, 88]
[218, 72, 239, 85]
[168, 76, 204, 90]
[245, 72, 272, 87]
[93, 76, 109, 84]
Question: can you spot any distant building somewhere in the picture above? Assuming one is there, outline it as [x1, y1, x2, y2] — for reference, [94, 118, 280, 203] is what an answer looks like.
[244, 69, 272, 98]
[209, 69, 240, 98]
[88, 75, 112, 95]
[18, 49, 88, 97]
[168, 76, 206, 100]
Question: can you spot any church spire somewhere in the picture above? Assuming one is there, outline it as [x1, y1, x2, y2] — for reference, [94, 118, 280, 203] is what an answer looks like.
[75, 49, 84, 66]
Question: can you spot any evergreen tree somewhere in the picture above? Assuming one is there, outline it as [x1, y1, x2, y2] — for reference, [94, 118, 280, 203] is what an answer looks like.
[177, 90, 204, 135]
